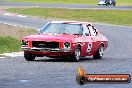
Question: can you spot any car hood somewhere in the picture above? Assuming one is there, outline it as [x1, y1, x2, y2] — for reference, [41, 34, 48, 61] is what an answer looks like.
[23, 33, 81, 42]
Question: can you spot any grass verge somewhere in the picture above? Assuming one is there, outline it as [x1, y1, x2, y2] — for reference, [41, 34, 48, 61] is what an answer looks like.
[0, 36, 20, 54]
[7, 8, 132, 26]
[0, 23, 37, 54]
[6, 0, 132, 6]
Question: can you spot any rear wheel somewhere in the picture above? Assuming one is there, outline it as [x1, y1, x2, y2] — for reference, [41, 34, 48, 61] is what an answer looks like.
[24, 52, 35, 61]
[72, 47, 81, 62]
[113, 2, 116, 6]
[93, 45, 104, 59]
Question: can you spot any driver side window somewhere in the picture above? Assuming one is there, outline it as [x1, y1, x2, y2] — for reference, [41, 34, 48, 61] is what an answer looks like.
[88, 25, 97, 36]
[82, 25, 90, 36]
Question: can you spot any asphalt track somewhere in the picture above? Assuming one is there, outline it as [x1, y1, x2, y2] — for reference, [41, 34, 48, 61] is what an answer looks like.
[0, 3, 132, 88]
[0, 2, 132, 10]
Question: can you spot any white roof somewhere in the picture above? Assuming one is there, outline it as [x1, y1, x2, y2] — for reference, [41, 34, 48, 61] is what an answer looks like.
[50, 21, 92, 25]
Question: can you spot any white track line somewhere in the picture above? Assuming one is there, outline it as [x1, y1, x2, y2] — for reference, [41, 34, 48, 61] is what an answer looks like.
[4, 12, 15, 16]
[3, 12, 27, 18]
[0, 21, 36, 29]
[0, 52, 24, 58]
[17, 14, 27, 18]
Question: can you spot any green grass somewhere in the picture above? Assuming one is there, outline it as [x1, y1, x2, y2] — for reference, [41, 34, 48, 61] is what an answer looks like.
[2, 0, 100, 4]
[0, 36, 20, 54]
[6, 0, 132, 6]
[0, 23, 37, 54]
[7, 8, 132, 26]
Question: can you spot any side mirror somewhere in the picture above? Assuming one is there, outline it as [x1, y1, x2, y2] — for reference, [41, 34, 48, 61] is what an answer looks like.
[39, 29, 43, 34]
[38, 31, 41, 34]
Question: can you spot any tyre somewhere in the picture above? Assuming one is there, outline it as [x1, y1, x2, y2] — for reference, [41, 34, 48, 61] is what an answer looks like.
[93, 45, 104, 59]
[113, 2, 116, 6]
[106, 2, 109, 6]
[72, 47, 81, 62]
[24, 52, 35, 61]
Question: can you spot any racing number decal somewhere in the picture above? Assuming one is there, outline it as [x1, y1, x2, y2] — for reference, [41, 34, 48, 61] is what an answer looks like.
[86, 43, 92, 53]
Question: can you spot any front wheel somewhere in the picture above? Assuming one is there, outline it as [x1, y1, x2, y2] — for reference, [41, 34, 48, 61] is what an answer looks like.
[24, 52, 35, 61]
[72, 48, 81, 62]
[93, 45, 104, 59]
[106, 2, 109, 6]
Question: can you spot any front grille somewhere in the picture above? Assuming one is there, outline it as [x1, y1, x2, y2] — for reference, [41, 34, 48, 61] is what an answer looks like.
[32, 41, 59, 48]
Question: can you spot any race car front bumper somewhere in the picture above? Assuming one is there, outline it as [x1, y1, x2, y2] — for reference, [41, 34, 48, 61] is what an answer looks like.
[22, 47, 74, 56]
[21, 47, 73, 53]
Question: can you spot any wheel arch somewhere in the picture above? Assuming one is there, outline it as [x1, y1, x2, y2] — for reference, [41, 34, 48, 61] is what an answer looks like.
[76, 44, 81, 51]
[100, 42, 104, 47]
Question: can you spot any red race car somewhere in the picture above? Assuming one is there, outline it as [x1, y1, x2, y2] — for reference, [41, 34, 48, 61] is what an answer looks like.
[21, 21, 108, 61]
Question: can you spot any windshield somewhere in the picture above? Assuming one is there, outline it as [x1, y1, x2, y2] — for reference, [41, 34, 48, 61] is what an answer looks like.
[40, 23, 83, 35]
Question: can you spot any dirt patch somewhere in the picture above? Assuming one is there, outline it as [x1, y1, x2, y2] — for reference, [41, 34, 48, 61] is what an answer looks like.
[0, 23, 37, 39]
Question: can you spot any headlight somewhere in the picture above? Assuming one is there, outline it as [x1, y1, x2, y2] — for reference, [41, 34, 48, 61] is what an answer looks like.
[64, 42, 70, 49]
[21, 40, 28, 46]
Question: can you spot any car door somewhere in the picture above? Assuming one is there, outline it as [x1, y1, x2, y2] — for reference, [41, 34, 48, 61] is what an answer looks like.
[80, 24, 97, 56]
[79, 24, 92, 56]
[86, 25, 100, 55]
